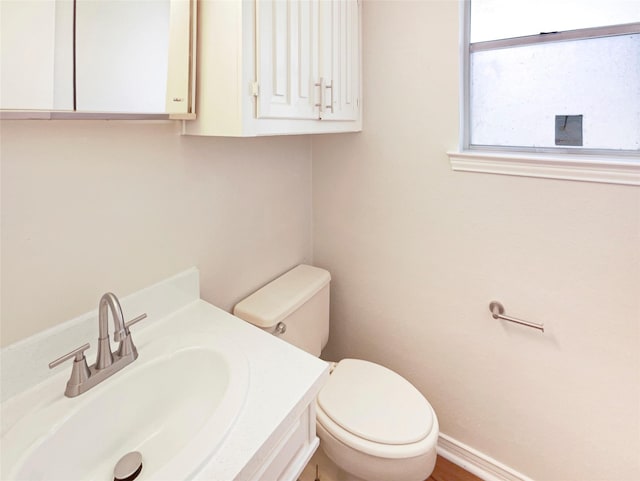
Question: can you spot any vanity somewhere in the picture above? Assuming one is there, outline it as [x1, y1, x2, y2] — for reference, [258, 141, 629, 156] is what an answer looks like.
[0, 268, 329, 480]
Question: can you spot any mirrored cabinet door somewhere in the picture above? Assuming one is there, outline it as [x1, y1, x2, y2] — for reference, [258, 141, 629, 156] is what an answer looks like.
[75, 0, 171, 113]
[0, 0, 74, 111]
[1, 0, 192, 115]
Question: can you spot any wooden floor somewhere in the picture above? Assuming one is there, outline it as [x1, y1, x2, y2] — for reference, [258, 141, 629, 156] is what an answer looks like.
[300, 450, 481, 481]
[428, 455, 483, 481]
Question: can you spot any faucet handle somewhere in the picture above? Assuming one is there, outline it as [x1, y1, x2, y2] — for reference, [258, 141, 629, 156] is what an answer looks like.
[49, 343, 91, 369]
[125, 313, 147, 330]
[49, 343, 91, 397]
[116, 313, 147, 359]
[113, 313, 147, 342]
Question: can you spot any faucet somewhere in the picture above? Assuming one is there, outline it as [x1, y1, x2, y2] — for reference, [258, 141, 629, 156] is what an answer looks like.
[49, 292, 147, 397]
[96, 292, 136, 369]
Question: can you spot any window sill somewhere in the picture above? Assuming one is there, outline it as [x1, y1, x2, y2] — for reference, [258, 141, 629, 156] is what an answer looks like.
[447, 150, 640, 186]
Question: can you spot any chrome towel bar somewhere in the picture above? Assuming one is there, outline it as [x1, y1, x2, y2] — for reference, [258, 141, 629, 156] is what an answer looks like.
[489, 301, 545, 332]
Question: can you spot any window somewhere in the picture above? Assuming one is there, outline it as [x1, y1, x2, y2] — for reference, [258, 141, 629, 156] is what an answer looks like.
[449, 0, 640, 185]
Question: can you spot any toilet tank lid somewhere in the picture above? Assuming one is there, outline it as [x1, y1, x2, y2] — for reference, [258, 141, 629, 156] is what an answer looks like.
[233, 265, 331, 328]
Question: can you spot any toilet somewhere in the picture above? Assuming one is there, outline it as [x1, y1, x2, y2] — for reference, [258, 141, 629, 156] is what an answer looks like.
[233, 265, 438, 481]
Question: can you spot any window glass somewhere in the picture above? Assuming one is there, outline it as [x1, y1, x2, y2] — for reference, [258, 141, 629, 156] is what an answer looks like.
[467, 0, 640, 153]
[470, 34, 640, 150]
[471, 0, 640, 42]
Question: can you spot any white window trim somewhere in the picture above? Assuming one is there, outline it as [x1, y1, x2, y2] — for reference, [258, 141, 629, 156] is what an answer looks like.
[448, 150, 640, 185]
[448, 0, 640, 186]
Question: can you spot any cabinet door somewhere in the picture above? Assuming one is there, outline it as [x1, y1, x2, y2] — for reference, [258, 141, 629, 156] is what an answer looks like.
[75, 0, 191, 114]
[256, 0, 320, 120]
[0, 0, 73, 110]
[319, 0, 359, 121]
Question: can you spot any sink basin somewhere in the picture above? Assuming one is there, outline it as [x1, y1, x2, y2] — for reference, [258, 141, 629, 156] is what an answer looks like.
[1, 332, 248, 480]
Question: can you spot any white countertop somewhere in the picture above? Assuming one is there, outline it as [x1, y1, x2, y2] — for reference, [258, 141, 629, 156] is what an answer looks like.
[167, 301, 329, 481]
[1, 268, 329, 481]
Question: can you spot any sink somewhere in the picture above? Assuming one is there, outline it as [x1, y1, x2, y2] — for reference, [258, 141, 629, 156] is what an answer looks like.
[1, 332, 249, 480]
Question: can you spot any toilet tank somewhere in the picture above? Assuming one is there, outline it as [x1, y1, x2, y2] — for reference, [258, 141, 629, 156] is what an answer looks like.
[233, 265, 331, 357]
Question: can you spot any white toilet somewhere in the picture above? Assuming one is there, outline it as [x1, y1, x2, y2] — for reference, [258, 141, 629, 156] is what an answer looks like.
[233, 265, 438, 481]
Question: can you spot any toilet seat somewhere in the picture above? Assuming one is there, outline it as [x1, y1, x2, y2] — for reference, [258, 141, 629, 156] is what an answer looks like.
[316, 359, 436, 459]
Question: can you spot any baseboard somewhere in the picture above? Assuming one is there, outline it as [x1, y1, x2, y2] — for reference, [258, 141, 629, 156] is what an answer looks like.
[437, 433, 535, 481]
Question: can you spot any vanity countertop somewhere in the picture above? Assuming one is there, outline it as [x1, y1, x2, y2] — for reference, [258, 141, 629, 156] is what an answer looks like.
[164, 300, 330, 481]
[1, 268, 329, 481]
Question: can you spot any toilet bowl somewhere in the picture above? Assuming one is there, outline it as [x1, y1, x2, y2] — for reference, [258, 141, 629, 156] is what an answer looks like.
[314, 359, 438, 481]
[233, 265, 439, 481]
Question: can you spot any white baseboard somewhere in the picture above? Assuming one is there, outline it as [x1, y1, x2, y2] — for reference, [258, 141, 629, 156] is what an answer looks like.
[437, 433, 535, 481]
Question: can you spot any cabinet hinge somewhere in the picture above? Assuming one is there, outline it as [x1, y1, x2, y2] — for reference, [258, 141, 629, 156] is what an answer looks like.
[251, 82, 260, 97]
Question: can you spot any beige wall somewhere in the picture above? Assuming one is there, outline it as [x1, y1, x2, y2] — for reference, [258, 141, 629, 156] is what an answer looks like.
[1, 120, 313, 346]
[2, 2, 639, 480]
[313, 1, 640, 480]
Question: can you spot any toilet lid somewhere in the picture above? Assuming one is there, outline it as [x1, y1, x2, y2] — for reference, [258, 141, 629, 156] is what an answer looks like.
[317, 359, 434, 445]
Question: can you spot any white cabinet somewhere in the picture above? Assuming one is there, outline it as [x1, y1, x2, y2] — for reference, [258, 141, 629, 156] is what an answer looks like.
[255, 0, 320, 121]
[320, 0, 360, 121]
[183, 0, 361, 137]
[1, 0, 194, 116]
[247, 403, 319, 481]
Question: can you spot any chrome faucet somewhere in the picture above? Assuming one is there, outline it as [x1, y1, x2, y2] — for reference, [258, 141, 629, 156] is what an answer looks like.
[49, 292, 147, 397]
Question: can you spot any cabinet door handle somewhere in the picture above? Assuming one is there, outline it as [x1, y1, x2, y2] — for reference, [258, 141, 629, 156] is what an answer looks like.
[325, 81, 334, 113]
[314, 77, 325, 117]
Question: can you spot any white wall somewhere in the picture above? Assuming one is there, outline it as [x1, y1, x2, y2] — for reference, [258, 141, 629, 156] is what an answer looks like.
[1, 120, 313, 346]
[313, 1, 640, 480]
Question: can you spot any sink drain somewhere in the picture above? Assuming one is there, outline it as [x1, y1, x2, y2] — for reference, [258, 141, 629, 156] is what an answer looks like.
[113, 451, 143, 481]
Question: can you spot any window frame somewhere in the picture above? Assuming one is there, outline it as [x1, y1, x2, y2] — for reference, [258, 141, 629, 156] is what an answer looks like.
[448, 0, 640, 186]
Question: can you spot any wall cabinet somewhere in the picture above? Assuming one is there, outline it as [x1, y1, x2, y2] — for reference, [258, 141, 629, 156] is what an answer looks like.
[0, 0, 194, 117]
[183, 0, 361, 137]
